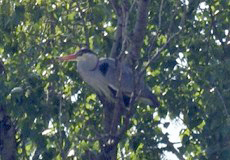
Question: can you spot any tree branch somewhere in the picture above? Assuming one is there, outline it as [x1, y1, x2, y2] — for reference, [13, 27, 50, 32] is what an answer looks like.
[110, 17, 123, 58]
[129, 0, 150, 60]
[109, 0, 121, 16]
[163, 136, 185, 160]
[158, 0, 164, 30]
[107, 1, 151, 153]
[0, 59, 6, 76]
[110, 0, 122, 58]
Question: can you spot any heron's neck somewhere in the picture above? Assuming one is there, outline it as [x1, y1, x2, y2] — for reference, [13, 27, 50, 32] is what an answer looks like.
[77, 54, 99, 71]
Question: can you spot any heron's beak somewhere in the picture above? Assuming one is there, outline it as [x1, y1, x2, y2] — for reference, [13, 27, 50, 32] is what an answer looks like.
[58, 54, 77, 61]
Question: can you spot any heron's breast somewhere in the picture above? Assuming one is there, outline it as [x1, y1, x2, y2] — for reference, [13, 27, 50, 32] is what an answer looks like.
[78, 69, 111, 98]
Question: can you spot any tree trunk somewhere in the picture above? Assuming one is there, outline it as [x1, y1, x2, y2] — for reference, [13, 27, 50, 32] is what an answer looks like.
[97, 97, 119, 160]
[0, 106, 17, 160]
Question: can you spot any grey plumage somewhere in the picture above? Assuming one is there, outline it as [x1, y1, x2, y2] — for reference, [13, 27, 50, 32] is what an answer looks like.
[59, 48, 159, 107]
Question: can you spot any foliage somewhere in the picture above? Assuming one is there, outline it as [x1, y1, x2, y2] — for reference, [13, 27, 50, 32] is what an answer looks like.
[0, 0, 230, 159]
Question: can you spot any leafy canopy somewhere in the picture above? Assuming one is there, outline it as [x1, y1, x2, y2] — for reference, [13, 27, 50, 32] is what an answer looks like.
[0, 0, 230, 159]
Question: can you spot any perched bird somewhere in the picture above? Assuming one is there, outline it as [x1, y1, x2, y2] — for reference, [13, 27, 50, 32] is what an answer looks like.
[59, 48, 159, 107]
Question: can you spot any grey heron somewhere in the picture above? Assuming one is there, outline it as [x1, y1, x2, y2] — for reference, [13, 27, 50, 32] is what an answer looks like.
[59, 48, 159, 107]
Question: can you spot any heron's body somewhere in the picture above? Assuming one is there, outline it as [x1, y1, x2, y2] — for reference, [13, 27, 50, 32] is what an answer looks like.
[59, 49, 159, 107]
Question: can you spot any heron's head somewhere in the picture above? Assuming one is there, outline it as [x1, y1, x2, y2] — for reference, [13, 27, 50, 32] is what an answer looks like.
[59, 48, 96, 62]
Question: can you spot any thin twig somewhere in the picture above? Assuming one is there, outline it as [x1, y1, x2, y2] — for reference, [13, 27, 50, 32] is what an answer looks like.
[109, 0, 121, 16]
[167, 0, 181, 36]
[76, 134, 106, 142]
[205, 78, 230, 117]
[215, 87, 230, 117]
[226, 26, 230, 43]
[109, 0, 125, 58]
[58, 92, 65, 159]
[0, 59, 6, 76]
[147, 0, 164, 57]
[158, 0, 164, 29]
[140, 29, 182, 76]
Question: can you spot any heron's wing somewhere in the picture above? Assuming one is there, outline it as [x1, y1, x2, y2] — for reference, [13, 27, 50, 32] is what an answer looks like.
[98, 58, 159, 107]
[98, 58, 134, 92]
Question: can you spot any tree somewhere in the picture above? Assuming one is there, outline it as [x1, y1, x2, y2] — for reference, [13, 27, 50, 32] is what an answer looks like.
[0, 0, 230, 159]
